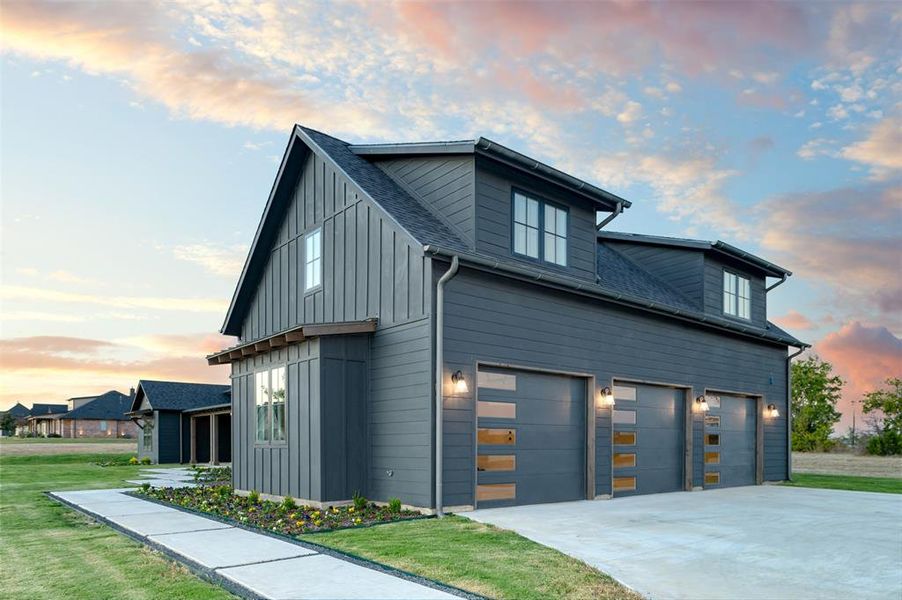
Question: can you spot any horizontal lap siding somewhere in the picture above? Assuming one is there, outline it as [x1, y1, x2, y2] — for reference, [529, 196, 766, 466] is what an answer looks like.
[376, 157, 475, 247]
[231, 341, 319, 499]
[608, 244, 704, 308]
[368, 317, 433, 507]
[240, 153, 431, 342]
[475, 160, 597, 282]
[441, 267, 788, 507]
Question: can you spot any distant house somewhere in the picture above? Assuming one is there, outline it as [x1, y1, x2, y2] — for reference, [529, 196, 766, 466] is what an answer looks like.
[127, 380, 231, 465]
[58, 391, 137, 438]
[26, 403, 69, 436]
[1, 402, 30, 436]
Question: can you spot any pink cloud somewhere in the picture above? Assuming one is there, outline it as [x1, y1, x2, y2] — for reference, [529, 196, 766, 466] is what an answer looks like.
[772, 310, 816, 331]
[815, 322, 902, 432]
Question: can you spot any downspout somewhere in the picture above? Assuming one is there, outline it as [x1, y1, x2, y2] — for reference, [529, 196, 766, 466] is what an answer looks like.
[435, 255, 460, 518]
[766, 273, 787, 292]
[596, 202, 623, 231]
[786, 346, 806, 481]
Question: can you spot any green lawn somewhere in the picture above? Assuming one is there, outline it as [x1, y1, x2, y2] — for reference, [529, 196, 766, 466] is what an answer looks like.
[0, 452, 232, 599]
[784, 473, 902, 494]
[302, 515, 640, 600]
[0, 437, 130, 444]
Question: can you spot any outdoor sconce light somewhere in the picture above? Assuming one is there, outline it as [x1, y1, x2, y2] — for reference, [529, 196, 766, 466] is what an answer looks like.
[695, 395, 710, 413]
[599, 387, 615, 407]
[766, 403, 780, 418]
[451, 370, 468, 394]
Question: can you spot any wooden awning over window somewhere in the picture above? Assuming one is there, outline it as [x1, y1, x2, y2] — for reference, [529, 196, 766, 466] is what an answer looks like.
[206, 319, 377, 365]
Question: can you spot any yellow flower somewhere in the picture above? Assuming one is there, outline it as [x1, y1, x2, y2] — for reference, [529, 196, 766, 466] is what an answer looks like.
[332, 507, 339, 513]
[348, 507, 355, 513]
[296, 521, 305, 527]
[354, 517, 362, 524]
[314, 519, 322, 527]
[312, 510, 320, 517]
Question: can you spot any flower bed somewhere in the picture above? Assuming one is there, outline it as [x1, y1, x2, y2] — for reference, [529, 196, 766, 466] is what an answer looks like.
[136, 485, 426, 534]
[190, 465, 231, 485]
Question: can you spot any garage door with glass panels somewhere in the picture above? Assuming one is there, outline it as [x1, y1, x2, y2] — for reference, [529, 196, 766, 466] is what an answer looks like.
[703, 394, 758, 488]
[611, 383, 684, 497]
[476, 367, 586, 507]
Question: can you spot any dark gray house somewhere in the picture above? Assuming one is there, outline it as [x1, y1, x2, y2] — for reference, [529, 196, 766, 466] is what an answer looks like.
[207, 125, 806, 511]
[128, 381, 231, 465]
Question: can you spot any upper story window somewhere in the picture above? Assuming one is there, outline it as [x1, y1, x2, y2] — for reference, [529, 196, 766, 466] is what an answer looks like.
[723, 271, 750, 319]
[513, 192, 567, 266]
[305, 228, 322, 291]
[255, 366, 286, 444]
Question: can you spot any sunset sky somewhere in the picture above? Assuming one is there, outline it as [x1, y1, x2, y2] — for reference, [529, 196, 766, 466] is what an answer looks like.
[1, 1, 899, 432]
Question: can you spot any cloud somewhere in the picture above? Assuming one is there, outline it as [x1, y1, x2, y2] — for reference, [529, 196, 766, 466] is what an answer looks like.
[172, 242, 248, 278]
[772, 310, 816, 331]
[840, 116, 902, 180]
[815, 322, 902, 431]
[115, 332, 232, 358]
[616, 101, 644, 124]
[797, 138, 837, 160]
[0, 336, 115, 354]
[0, 285, 226, 313]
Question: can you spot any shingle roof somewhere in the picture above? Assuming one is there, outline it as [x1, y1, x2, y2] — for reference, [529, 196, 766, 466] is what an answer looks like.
[3, 403, 31, 418]
[63, 391, 132, 421]
[596, 243, 699, 312]
[300, 127, 469, 252]
[135, 380, 230, 412]
[29, 403, 68, 416]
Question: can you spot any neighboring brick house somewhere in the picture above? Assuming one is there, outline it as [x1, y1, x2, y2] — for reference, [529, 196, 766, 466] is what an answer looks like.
[27, 403, 68, 436]
[58, 391, 137, 438]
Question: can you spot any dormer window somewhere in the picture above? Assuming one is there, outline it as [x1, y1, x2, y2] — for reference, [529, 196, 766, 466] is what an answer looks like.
[723, 271, 750, 319]
[513, 191, 567, 267]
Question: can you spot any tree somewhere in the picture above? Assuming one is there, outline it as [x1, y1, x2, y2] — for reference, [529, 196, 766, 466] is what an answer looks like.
[0, 412, 15, 436]
[791, 355, 842, 452]
[863, 378, 902, 456]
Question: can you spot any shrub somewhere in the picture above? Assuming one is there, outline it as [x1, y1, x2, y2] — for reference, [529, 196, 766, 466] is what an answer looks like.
[866, 430, 902, 456]
[281, 495, 296, 511]
[388, 497, 402, 514]
[215, 485, 232, 500]
[140, 457, 152, 465]
[352, 490, 367, 511]
[129, 456, 139, 465]
[47, 433, 62, 438]
[139, 483, 151, 493]
[248, 490, 261, 504]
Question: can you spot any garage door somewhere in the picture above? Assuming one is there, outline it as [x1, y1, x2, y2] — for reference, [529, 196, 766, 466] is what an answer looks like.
[476, 367, 586, 507]
[704, 394, 758, 488]
[611, 383, 685, 497]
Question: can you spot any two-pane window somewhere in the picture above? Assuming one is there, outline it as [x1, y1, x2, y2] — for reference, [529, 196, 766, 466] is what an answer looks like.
[305, 228, 322, 291]
[513, 192, 567, 266]
[723, 271, 750, 319]
[255, 367, 286, 444]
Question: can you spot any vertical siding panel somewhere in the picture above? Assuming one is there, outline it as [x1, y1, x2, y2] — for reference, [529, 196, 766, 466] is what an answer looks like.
[368, 208, 380, 316]
[356, 201, 368, 319]
[334, 211, 346, 322]
[288, 240, 297, 327]
[345, 202, 357, 320]
[280, 246, 289, 330]
[395, 237, 409, 321]
[309, 356, 321, 500]
[381, 227, 394, 322]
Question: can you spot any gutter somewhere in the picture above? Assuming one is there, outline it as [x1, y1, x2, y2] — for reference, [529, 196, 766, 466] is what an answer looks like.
[434, 256, 460, 518]
[766, 273, 787, 292]
[596, 201, 623, 231]
[786, 345, 806, 481]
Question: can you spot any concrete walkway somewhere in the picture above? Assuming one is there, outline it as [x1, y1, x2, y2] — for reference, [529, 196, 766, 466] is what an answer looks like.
[51, 487, 458, 599]
[465, 485, 902, 600]
[126, 467, 197, 488]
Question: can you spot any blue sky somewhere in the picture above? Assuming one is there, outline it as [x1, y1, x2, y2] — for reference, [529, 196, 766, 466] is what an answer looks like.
[1, 1, 899, 431]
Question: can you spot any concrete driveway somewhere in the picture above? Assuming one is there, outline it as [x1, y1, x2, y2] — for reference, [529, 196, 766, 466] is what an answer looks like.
[464, 486, 902, 599]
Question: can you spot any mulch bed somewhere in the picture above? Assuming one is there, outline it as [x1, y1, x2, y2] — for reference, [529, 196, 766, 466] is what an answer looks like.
[137, 485, 426, 535]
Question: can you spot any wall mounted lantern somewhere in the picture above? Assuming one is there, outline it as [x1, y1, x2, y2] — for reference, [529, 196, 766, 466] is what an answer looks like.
[766, 403, 780, 418]
[695, 395, 711, 413]
[599, 387, 615, 407]
[451, 370, 468, 394]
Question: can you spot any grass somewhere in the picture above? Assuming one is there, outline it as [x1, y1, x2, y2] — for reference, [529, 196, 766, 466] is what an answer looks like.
[301, 515, 640, 600]
[784, 473, 902, 494]
[0, 437, 131, 444]
[0, 452, 233, 599]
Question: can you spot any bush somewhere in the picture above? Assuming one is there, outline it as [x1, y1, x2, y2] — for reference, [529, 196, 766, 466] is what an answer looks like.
[140, 457, 152, 465]
[280, 495, 296, 511]
[352, 490, 367, 511]
[248, 489, 261, 504]
[129, 456, 139, 465]
[388, 497, 402, 514]
[866, 430, 902, 456]
[47, 433, 62, 438]
[139, 483, 151, 492]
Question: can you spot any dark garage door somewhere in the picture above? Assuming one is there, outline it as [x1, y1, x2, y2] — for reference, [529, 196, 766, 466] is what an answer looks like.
[476, 367, 586, 507]
[704, 394, 758, 488]
[611, 383, 685, 497]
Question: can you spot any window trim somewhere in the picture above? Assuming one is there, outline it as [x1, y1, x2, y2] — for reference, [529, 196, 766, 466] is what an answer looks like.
[254, 366, 288, 447]
[722, 269, 751, 320]
[304, 227, 323, 293]
[510, 189, 569, 268]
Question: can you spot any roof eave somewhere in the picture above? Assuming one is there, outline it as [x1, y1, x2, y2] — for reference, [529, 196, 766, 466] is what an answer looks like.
[349, 141, 476, 156]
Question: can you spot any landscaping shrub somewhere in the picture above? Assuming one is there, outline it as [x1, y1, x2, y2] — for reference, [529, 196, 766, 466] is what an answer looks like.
[866, 430, 902, 456]
[280, 495, 296, 511]
[191, 465, 231, 485]
[47, 433, 62, 438]
[129, 456, 139, 465]
[352, 490, 367, 511]
[136, 486, 425, 534]
[140, 457, 152, 465]
[388, 497, 402, 514]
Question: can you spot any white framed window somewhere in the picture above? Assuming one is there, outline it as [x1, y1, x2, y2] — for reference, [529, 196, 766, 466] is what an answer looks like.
[255, 367, 287, 444]
[99, 420, 108, 431]
[723, 271, 750, 319]
[305, 228, 322, 291]
[512, 191, 567, 266]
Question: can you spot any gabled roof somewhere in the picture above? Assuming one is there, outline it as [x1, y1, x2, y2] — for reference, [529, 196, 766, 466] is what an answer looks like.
[29, 403, 68, 417]
[63, 391, 131, 421]
[220, 126, 468, 336]
[3, 402, 31, 418]
[597, 231, 790, 277]
[350, 137, 630, 210]
[130, 380, 230, 413]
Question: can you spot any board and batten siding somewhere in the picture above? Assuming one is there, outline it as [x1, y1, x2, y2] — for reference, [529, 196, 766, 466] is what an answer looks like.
[439, 265, 788, 507]
[375, 156, 476, 248]
[474, 158, 598, 282]
[606, 243, 705, 308]
[703, 257, 768, 327]
[239, 152, 431, 342]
